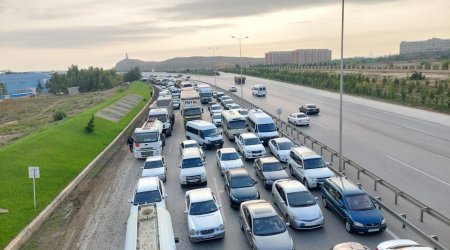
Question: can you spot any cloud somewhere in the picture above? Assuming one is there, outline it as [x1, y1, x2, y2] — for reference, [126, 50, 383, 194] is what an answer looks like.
[0, 22, 232, 48]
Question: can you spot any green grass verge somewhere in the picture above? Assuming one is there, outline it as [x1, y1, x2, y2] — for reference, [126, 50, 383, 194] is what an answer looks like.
[0, 81, 151, 248]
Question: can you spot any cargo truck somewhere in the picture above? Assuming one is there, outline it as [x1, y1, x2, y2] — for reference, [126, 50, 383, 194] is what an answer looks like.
[133, 120, 165, 159]
[197, 84, 213, 104]
[234, 76, 246, 84]
[124, 203, 177, 250]
[148, 108, 172, 137]
[180, 89, 202, 125]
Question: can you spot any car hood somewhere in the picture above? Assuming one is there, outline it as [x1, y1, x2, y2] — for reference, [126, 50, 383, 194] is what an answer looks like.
[290, 204, 322, 220]
[306, 167, 335, 178]
[180, 167, 206, 176]
[188, 210, 223, 230]
[263, 170, 289, 180]
[142, 168, 165, 177]
[278, 150, 290, 157]
[244, 144, 265, 151]
[221, 159, 243, 170]
[230, 186, 258, 199]
[254, 230, 293, 250]
[350, 208, 384, 224]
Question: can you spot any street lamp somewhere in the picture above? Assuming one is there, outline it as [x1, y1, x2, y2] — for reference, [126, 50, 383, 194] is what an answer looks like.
[338, 0, 345, 173]
[231, 35, 249, 98]
[208, 47, 220, 86]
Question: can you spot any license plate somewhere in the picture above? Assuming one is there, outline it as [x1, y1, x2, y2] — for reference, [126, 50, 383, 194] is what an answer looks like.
[368, 228, 379, 232]
[188, 179, 199, 183]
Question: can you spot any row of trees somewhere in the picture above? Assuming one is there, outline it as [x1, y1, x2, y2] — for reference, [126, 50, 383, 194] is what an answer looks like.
[46, 65, 121, 94]
[224, 67, 450, 112]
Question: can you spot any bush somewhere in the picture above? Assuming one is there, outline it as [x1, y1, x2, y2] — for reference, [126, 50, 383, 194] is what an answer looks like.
[53, 110, 67, 121]
[85, 115, 95, 133]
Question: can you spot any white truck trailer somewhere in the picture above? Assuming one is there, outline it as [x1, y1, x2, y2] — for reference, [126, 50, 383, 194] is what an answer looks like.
[180, 89, 202, 125]
[133, 120, 164, 159]
[124, 203, 177, 250]
[148, 108, 173, 137]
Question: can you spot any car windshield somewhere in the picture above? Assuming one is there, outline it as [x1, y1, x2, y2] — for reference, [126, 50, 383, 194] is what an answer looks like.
[182, 158, 203, 168]
[308, 105, 317, 109]
[133, 190, 161, 205]
[230, 105, 241, 109]
[287, 191, 316, 207]
[189, 200, 218, 215]
[239, 110, 248, 115]
[184, 107, 202, 116]
[134, 132, 158, 143]
[262, 162, 283, 172]
[298, 114, 307, 118]
[258, 123, 277, 132]
[253, 216, 286, 236]
[184, 142, 200, 148]
[212, 113, 221, 119]
[345, 194, 376, 211]
[211, 106, 221, 111]
[221, 152, 240, 161]
[228, 120, 247, 129]
[144, 160, 163, 169]
[201, 92, 212, 97]
[149, 114, 167, 122]
[201, 128, 219, 138]
[244, 137, 261, 145]
[278, 141, 294, 150]
[224, 100, 234, 104]
[303, 158, 327, 169]
[230, 175, 254, 188]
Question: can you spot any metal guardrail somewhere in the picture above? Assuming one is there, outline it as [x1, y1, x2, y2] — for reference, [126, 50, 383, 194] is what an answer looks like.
[209, 83, 449, 250]
[5, 86, 159, 250]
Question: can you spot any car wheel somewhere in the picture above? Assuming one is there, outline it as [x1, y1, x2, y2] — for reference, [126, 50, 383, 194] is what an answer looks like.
[322, 197, 328, 209]
[276, 154, 281, 162]
[240, 219, 244, 231]
[345, 220, 353, 233]
[289, 165, 294, 175]
[286, 215, 292, 228]
[295, 121, 299, 126]
[303, 178, 309, 189]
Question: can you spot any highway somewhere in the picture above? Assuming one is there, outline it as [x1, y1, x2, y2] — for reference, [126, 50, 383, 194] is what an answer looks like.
[199, 72, 450, 219]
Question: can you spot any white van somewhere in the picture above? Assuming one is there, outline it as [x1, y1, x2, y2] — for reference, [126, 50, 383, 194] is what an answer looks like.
[222, 110, 247, 140]
[185, 120, 224, 149]
[247, 109, 278, 145]
[179, 147, 207, 186]
[252, 84, 267, 97]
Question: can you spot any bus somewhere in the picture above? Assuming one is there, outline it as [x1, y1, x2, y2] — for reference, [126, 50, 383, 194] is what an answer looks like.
[221, 110, 247, 140]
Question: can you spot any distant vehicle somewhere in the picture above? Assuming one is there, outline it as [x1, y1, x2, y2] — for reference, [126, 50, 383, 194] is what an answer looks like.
[172, 99, 180, 109]
[219, 95, 232, 105]
[223, 100, 236, 110]
[197, 84, 213, 104]
[330, 242, 370, 250]
[179, 140, 205, 160]
[129, 177, 167, 210]
[185, 188, 225, 242]
[179, 148, 207, 186]
[288, 112, 310, 126]
[229, 86, 237, 92]
[212, 90, 218, 97]
[154, 95, 175, 128]
[234, 76, 246, 84]
[124, 203, 177, 250]
[133, 120, 165, 159]
[180, 89, 202, 125]
[211, 112, 222, 127]
[216, 148, 244, 175]
[215, 91, 225, 100]
[322, 177, 387, 234]
[239, 200, 294, 250]
[185, 120, 224, 149]
[148, 107, 173, 137]
[253, 157, 288, 189]
[268, 137, 294, 162]
[252, 85, 266, 97]
[272, 179, 324, 229]
[235, 133, 266, 161]
[221, 110, 247, 141]
[299, 104, 320, 115]
[237, 108, 249, 118]
[209, 104, 223, 115]
[376, 239, 433, 250]
[227, 103, 242, 111]
[141, 156, 167, 182]
[247, 109, 278, 145]
[224, 168, 259, 208]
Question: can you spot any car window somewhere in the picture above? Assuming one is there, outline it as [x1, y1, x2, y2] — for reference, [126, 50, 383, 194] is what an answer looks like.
[303, 158, 326, 169]
[270, 140, 276, 147]
[345, 194, 376, 211]
[287, 191, 316, 207]
[189, 200, 218, 215]
[278, 141, 294, 150]
[134, 190, 162, 205]
[245, 138, 261, 145]
[263, 162, 283, 172]
[182, 158, 204, 168]
[253, 216, 286, 236]
[222, 152, 240, 161]
[230, 175, 254, 188]
[144, 160, 163, 169]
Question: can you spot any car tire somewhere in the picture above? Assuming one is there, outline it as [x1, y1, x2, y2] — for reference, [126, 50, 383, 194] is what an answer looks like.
[289, 165, 294, 175]
[303, 178, 309, 189]
[240, 219, 244, 231]
[322, 196, 328, 209]
[345, 220, 353, 233]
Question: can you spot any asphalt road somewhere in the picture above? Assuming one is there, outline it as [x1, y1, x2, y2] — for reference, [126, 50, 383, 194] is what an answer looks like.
[198, 73, 450, 219]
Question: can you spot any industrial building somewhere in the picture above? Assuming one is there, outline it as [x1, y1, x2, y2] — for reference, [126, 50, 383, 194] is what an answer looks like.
[399, 38, 450, 54]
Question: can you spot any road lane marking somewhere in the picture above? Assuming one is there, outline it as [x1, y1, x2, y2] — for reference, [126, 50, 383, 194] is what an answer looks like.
[436, 154, 450, 161]
[168, 144, 172, 153]
[385, 228, 399, 239]
[310, 121, 329, 130]
[213, 176, 226, 221]
[387, 155, 450, 187]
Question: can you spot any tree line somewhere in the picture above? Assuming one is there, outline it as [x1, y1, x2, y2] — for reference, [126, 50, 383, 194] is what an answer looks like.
[224, 67, 450, 113]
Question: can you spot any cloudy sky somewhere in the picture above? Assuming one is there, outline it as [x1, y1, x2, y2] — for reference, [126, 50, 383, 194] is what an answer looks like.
[0, 0, 449, 71]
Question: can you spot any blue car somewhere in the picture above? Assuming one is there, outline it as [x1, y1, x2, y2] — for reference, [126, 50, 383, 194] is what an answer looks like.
[321, 177, 387, 234]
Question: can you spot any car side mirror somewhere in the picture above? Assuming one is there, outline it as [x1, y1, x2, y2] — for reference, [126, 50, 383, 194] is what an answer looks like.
[285, 221, 290, 227]
[140, 167, 144, 169]
[277, 127, 279, 131]
[260, 140, 264, 144]
[315, 197, 319, 200]
[280, 200, 286, 205]
[184, 210, 188, 213]
[162, 194, 168, 198]
[217, 205, 222, 209]
[180, 110, 183, 115]
[202, 108, 204, 113]
[325, 162, 331, 167]
[128, 199, 133, 203]
[177, 164, 181, 168]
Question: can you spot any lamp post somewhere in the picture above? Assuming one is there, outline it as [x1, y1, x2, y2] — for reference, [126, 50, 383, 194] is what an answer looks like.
[338, 0, 345, 173]
[208, 47, 220, 86]
[231, 36, 249, 98]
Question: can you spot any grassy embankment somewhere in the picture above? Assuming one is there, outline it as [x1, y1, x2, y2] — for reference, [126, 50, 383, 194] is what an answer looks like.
[0, 82, 151, 248]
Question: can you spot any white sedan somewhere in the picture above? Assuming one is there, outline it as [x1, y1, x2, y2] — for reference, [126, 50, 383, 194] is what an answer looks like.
[185, 188, 225, 242]
[288, 112, 310, 126]
[216, 148, 244, 175]
[268, 137, 294, 162]
[228, 86, 237, 92]
[377, 239, 433, 250]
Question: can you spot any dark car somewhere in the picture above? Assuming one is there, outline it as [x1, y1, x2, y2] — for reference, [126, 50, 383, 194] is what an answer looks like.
[299, 104, 320, 115]
[322, 177, 387, 234]
[254, 157, 289, 189]
[224, 168, 260, 208]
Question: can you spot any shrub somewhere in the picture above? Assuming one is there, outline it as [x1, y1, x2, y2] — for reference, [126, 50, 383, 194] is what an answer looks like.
[53, 110, 67, 121]
[85, 115, 95, 133]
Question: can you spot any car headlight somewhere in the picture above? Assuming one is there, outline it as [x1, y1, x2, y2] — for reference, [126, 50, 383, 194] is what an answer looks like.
[201, 174, 207, 180]
[353, 221, 364, 227]
[381, 218, 386, 225]
[292, 215, 301, 220]
[159, 174, 165, 179]
[265, 179, 273, 184]
[245, 150, 252, 154]
[189, 229, 196, 235]
[230, 194, 239, 202]
[217, 224, 225, 231]
[309, 178, 317, 183]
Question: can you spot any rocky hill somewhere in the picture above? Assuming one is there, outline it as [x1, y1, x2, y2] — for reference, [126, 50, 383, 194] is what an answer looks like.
[114, 56, 265, 72]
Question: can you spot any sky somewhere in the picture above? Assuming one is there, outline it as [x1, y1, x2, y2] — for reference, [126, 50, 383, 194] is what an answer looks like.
[0, 0, 449, 71]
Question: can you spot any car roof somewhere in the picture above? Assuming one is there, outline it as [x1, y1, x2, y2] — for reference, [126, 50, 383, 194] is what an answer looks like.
[182, 147, 202, 159]
[292, 112, 306, 116]
[327, 177, 365, 196]
[186, 120, 215, 128]
[275, 179, 307, 193]
[271, 137, 292, 144]
[243, 200, 277, 218]
[228, 168, 249, 177]
[291, 146, 320, 159]
[240, 133, 258, 139]
[182, 140, 198, 145]
[258, 157, 279, 164]
[145, 155, 163, 162]
[136, 177, 160, 193]
[332, 242, 369, 250]
[211, 104, 221, 107]
[186, 188, 214, 203]
[219, 147, 238, 154]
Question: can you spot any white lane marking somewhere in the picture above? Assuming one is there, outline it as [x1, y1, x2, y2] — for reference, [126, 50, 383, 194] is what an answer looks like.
[213, 176, 226, 221]
[310, 121, 329, 130]
[168, 144, 172, 153]
[387, 155, 450, 187]
[385, 228, 399, 239]
[436, 154, 450, 161]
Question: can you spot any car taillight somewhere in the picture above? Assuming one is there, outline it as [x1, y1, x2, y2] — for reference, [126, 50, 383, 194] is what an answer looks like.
[135, 143, 140, 147]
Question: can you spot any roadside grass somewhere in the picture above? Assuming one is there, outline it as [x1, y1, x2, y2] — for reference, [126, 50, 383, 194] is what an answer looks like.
[0, 82, 151, 248]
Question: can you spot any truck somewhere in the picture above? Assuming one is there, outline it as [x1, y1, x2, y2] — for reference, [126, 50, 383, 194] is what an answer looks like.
[132, 119, 165, 159]
[151, 96, 175, 134]
[234, 76, 246, 84]
[180, 89, 202, 125]
[148, 108, 173, 137]
[124, 203, 177, 250]
[197, 84, 213, 104]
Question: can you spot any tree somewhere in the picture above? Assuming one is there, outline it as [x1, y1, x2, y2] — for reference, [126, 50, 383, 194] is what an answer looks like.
[85, 116, 95, 133]
[0, 82, 6, 95]
[124, 66, 141, 82]
[36, 81, 44, 94]
[410, 71, 425, 80]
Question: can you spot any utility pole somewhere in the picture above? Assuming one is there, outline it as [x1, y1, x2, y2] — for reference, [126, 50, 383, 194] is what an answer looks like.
[338, 0, 345, 173]
[208, 47, 220, 86]
[231, 36, 249, 98]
